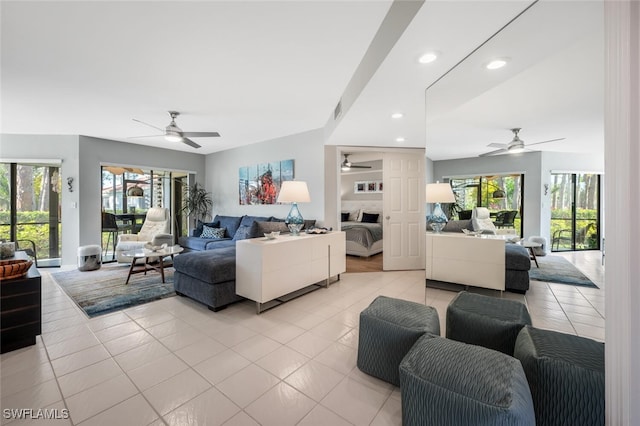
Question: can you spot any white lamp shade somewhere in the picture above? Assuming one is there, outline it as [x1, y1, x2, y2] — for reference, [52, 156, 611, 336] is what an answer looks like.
[277, 181, 311, 203]
[425, 182, 455, 203]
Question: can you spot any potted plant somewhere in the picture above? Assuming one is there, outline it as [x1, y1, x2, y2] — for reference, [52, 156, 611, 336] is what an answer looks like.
[182, 183, 213, 230]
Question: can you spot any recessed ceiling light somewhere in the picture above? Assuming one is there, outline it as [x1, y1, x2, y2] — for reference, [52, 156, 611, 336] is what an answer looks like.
[486, 58, 509, 70]
[396, 137, 405, 143]
[418, 52, 438, 64]
[391, 112, 404, 119]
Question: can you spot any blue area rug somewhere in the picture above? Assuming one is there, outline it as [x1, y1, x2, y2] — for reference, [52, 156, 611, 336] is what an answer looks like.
[529, 255, 598, 288]
[52, 264, 176, 317]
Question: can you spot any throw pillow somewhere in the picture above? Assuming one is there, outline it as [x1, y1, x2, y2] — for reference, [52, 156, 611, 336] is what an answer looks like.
[341, 212, 350, 222]
[194, 220, 219, 237]
[232, 225, 253, 241]
[201, 225, 226, 239]
[251, 221, 289, 238]
[348, 209, 360, 221]
[361, 212, 379, 223]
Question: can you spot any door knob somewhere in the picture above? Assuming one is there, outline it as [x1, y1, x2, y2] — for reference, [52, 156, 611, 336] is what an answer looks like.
[385, 216, 390, 220]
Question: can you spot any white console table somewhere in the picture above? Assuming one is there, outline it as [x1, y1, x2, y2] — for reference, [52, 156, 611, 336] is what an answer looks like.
[425, 232, 505, 291]
[236, 231, 346, 313]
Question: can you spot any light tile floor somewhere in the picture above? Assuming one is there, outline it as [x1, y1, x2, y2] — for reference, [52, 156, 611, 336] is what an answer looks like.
[0, 251, 604, 425]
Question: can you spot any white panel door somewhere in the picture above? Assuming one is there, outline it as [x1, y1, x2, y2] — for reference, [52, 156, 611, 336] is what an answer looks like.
[383, 152, 425, 270]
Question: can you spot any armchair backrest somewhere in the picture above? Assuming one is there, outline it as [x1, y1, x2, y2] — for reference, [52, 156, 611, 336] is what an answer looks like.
[471, 207, 491, 220]
[138, 207, 170, 241]
[471, 207, 497, 234]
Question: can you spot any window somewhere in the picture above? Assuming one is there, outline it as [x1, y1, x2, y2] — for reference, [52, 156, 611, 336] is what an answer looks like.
[0, 162, 62, 267]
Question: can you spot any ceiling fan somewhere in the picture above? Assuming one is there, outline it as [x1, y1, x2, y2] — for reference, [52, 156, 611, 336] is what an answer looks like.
[341, 154, 372, 171]
[131, 111, 220, 149]
[479, 128, 565, 157]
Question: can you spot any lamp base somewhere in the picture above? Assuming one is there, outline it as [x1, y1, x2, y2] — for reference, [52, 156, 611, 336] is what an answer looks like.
[286, 202, 304, 236]
[288, 224, 303, 236]
[430, 223, 446, 233]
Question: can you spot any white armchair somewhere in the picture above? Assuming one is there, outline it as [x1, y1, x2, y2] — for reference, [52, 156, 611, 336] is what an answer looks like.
[471, 207, 497, 234]
[115, 207, 173, 263]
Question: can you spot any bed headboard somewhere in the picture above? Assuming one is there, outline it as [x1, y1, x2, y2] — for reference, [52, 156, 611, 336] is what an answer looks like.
[341, 200, 383, 222]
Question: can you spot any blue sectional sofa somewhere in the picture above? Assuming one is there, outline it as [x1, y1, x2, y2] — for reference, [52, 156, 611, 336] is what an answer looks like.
[173, 215, 315, 311]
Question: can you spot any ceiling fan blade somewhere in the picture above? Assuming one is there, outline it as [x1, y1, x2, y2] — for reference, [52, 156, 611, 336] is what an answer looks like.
[182, 138, 201, 149]
[128, 134, 164, 139]
[479, 148, 508, 157]
[487, 143, 508, 149]
[349, 165, 372, 169]
[132, 118, 164, 132]
[525, 137, 566, 147]
[181, 131, 220, 138]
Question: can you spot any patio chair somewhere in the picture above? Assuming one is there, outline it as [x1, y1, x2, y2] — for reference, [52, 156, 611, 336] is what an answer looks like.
[552, 229, 572, 250]
[494, 210, 518, 228]
[16, 239, 38, 267]
[101, 212, 119, 261]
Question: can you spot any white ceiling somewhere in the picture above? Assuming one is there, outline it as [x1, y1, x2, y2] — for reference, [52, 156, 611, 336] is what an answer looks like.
[1, 0, 604, 161]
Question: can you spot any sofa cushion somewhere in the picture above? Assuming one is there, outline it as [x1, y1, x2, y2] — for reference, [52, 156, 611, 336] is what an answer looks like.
[506, 244, 531, 271]
[204, 239, 236, 250]
[240, 216, 271, 227]
[214, 215, 243, 239]
[178, 236, 230, 251]
[173, 247, 236, 285]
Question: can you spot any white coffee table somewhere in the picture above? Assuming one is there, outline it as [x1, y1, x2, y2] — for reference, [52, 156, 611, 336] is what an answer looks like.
[122, 245, 183, 284]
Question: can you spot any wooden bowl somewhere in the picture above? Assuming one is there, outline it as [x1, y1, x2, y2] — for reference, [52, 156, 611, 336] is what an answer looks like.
[0, 259, 33, 281]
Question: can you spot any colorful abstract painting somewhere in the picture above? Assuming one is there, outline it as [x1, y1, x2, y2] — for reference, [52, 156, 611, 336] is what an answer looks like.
[239, 159, 294, 205]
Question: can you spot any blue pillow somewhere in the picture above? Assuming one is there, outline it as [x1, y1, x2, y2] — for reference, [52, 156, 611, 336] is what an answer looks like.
[341, 212, 350, 222]
[232, 225, 253, 241]
[201, 225, 226, 239]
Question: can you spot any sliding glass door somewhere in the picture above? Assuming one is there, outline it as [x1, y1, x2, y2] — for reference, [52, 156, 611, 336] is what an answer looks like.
[0, 162, 62, 267]
[550, 173, 600, 251]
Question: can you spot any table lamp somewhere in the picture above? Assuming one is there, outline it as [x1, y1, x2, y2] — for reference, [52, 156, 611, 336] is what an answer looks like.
[426, 181, 455, 233]
[277, 181, 311, 235]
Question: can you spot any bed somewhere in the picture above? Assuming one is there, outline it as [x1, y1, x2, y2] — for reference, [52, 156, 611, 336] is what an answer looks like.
[341, 201, 384, 257]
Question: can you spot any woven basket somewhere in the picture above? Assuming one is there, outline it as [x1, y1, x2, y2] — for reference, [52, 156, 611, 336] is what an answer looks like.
[0, 259, 33, 281]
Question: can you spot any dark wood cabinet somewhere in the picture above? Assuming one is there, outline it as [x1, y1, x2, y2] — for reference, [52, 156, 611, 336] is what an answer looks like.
[1, 251, 42, 354]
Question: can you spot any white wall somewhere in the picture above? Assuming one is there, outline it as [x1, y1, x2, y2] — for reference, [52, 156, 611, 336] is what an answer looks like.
[205, 128, 326, 224]
[0, 134, 80, 265]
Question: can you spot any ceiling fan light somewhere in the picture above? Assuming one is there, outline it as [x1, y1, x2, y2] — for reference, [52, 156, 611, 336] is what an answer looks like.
[509, 146, 525, 154]
[165, 130, 183, 142]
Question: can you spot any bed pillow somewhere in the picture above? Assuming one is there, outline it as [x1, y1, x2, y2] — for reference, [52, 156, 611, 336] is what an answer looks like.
[361, 212, 379, 223]
[341, 212, 350, 222]
[200, 225, 226, 239]
[349, 209, 360, 222]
